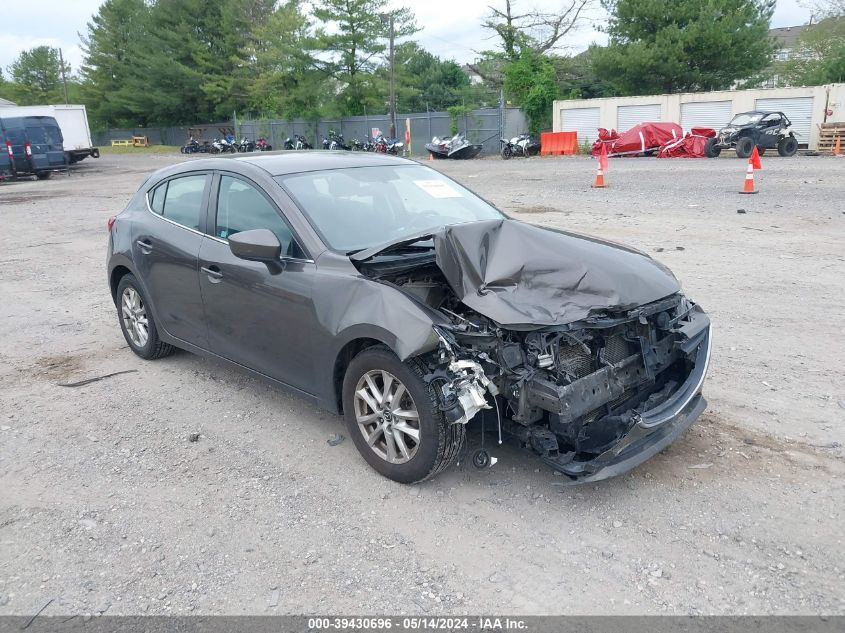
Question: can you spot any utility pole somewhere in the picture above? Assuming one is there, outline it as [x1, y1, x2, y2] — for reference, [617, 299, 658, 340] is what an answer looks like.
[380, 12, 396, 139]
[58, 48, 69, 104]
[389, 13, 396, 140]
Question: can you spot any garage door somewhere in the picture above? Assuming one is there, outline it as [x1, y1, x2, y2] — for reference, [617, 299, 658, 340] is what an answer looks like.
[560, 107, 601, 145]
[680, 101, 732, 132]
[617, 104, 661, 131]
[754, 96, 814, 146]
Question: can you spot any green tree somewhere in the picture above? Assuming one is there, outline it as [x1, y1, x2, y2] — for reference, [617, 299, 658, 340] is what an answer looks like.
[7, 46, 70, 104]
[784, 17, 845, 85]
[386, 42, 469, 112]
[311, 0, 417, 115]
[592, 0, 776, 95]
[80, 0, 150, 127]
[246, 1, 325, 119]
[503, 49, 559, 134]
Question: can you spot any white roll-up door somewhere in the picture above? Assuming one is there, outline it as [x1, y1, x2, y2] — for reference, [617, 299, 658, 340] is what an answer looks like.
[680, 101, 732, 132]
[560, 107, 601, 145]
[754, 96, 814, 146]
[616, 104, 661, 131]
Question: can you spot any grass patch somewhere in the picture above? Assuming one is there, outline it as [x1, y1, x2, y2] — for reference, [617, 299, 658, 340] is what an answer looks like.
[99, 144, 182, 155]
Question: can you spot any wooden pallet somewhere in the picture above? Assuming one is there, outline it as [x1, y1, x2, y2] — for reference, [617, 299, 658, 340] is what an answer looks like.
[817, 121, 844, 154]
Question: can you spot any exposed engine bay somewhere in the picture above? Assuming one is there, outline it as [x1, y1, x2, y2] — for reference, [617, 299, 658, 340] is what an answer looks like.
[352, 219, 712, 483]
[360, 258, 710, 482]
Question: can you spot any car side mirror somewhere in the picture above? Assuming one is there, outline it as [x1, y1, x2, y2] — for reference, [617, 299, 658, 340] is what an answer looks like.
[228, 229, 281, 262]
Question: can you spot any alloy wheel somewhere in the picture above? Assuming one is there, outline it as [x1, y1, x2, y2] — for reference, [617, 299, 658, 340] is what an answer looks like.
[353, 370, 421, 464]
[121, 287, 149, 348]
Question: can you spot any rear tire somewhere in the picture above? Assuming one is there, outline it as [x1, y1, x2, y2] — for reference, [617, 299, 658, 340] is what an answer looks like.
[115, 274, 175, 360]
[778, 136, 798, 157]
[342, 346, 464, 483]
[36, 171, 52, 180]
[704, 137, 721, 158]
[736, 136, 755, 158]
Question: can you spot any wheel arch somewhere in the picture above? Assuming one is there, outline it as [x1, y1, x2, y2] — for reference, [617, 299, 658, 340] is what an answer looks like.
[331, 336, 394, 414]
[109, 264, 134, 304]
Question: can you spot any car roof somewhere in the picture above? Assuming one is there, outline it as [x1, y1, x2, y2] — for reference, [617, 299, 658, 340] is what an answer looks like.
[235, 150, 416, 176]
[735, 111, 779, 116]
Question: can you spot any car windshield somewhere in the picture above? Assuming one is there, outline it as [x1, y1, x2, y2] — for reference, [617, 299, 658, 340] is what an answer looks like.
[276, 165, 504, 253]
[730, 113, 764, 126]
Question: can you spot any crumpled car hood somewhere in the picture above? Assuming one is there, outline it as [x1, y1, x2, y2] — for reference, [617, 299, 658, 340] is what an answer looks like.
[433, 219, 680, 328]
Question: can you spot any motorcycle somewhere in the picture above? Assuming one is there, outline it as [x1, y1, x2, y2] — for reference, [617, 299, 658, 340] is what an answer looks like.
[180, 137, 201, 154]
[323, 130, 350, 151]
[255, 137, 273, 151]
[500, 133, 541, 159]
[350, 137, 373, 151]
[373, 134, 404, 155]
[235, 137, 255, 152]
[293, 134, 312, 150]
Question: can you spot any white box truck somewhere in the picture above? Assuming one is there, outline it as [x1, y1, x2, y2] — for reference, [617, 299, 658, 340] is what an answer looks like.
[0, 104, 99, 163]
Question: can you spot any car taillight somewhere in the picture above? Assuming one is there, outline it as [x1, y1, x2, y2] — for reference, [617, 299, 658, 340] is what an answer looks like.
[107, 216, 116, 232]
[24, 142, 32, 157]
[5, 141, 11, 158]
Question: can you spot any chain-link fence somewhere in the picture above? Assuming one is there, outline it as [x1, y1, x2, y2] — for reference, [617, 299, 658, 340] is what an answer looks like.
[92, 108, 529, 157]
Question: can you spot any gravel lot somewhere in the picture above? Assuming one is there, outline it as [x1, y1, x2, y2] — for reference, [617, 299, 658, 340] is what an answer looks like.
[1, 152, 843, 617]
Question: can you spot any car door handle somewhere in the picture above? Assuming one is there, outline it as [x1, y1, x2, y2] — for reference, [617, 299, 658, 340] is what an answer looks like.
[136, 239, 153, 253]
[201, 265, 223, 283]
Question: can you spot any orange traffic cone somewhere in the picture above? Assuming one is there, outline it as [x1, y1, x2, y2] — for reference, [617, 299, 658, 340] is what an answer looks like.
[428, 152, 434, 161]
[739, 159, 757, 194]
[592, 166, 607, 188]
[834, 136, 842, 157]
[750, 145, 762, 170]
[592, 143, 609, 188]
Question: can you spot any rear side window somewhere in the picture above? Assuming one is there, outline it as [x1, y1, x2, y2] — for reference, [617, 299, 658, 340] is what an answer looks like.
[148, 174, 207, 231]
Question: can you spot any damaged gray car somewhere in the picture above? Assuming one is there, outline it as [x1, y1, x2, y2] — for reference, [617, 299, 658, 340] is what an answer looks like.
[107, 152, 711, 484]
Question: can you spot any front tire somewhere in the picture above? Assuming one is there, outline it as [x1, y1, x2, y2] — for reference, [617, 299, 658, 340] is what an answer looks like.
[736, 136, 755, 158]
[115, 274, 174, 360]
[704, 137, 721, 158]
[778, 136, 798, 157]
[501, 145, 512, 160]
[342, 346, 464, 483]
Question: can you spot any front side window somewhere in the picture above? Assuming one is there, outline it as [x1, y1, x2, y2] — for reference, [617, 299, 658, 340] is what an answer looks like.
[216, 175, 303, 258]
[148, 174, 207, 231]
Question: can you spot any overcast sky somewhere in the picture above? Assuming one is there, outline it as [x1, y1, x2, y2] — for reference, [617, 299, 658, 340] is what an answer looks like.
[0, 0, 813, 77]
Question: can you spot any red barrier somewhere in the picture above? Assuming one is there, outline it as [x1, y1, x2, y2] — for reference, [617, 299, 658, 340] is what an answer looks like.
[540, 131, 578, 156]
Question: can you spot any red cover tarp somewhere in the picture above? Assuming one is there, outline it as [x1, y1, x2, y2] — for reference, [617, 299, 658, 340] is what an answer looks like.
[592, 122, 683, 157]
[657, 127, 716, 158]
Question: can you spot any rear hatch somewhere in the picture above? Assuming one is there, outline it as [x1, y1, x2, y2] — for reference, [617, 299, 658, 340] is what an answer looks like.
[0, 118, 31, 174]
[24, 116, 66, 170]
[0, 125, 12, 176]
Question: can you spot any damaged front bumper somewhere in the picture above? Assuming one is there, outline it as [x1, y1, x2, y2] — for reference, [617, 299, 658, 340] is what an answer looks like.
[536, 308, 712, 483]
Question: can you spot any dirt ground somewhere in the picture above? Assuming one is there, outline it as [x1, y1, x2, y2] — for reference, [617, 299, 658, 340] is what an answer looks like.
[0, 152, 843, 617]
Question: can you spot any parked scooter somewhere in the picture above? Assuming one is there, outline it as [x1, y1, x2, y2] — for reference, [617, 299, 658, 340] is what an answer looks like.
[500, 133, 541, 159]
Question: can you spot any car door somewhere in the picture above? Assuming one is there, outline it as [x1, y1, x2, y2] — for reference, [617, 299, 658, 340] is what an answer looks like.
[132, 172, 211, 348]
[198, 172, 316, 392]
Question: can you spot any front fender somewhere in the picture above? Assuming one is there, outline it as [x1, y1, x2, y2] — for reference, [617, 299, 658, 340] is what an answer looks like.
[313, 273, 445, 362]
